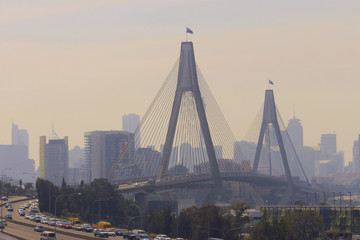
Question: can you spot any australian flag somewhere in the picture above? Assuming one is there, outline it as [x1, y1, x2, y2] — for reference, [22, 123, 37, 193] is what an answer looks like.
[186, 27, 193, 34]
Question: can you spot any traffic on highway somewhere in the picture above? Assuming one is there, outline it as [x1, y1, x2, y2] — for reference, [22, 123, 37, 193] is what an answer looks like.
[2, 197, 183, 240]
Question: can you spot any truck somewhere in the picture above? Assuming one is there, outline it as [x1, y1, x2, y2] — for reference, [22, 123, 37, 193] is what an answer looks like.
[68, 217, 81, 225]
[96, 221, 115, 230]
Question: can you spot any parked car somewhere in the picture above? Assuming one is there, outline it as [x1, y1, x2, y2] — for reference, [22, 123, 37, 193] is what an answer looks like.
[93, 229, 109, 238]
[34, 225, 45, 232]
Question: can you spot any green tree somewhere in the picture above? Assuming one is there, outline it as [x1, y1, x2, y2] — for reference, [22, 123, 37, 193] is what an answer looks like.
[285, 210, 323, 240]
[24, 182, 33, 192]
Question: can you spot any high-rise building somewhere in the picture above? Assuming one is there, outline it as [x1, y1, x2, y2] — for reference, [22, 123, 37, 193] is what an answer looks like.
[12, 122, 29, 158]
[122, 113, 140, 148]
[84, 131, 133, 181]
[321, 134, 337, 159]
[122, 114, 140, 133]
[0, 123, 35, 183]
[286, 116, 303, 152]
[352, 138, 359, 174]
[40, 136, 69, 186]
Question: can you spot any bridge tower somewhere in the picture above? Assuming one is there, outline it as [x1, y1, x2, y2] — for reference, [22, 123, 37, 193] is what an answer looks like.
[253, 89, 294, 203]
[156, 42, 222, 192]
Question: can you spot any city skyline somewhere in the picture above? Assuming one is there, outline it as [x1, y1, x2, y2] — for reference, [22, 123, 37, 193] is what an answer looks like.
[0, 1, 359, 167]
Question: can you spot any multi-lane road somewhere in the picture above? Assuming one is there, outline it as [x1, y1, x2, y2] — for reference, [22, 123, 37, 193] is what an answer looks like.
[1, 196, 125, 240]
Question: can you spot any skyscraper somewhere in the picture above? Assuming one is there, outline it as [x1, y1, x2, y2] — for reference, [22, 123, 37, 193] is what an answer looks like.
[286, 116, 303, 152]
[122, 113, 140, 148]
[321, 134, 337, 159]
[122, 113, 140, 133]
[354, 136, 360, 174]
[40, 136, 69, 186]
[84, 131, 133, 181]
[12, 122, 29, 158]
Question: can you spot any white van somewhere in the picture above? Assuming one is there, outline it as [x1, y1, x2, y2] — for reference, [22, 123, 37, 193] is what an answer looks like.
[40, 231, 56, 240]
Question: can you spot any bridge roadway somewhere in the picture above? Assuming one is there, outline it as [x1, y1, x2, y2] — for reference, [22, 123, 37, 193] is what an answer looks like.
[2, 198, 125, 240]
[116, 172, 317, 194]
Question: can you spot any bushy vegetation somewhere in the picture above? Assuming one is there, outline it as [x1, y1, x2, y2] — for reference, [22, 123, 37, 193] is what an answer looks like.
[251, 209, 323, 240]
[36, 178, 140, 227]
[143, 201, 251, 239]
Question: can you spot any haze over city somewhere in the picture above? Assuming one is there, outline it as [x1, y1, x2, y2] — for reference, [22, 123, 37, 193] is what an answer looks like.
[0, 0, 359, 168]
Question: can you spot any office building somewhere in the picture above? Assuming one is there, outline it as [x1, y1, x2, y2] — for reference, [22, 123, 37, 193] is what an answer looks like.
[0, 123, 35, 183]
[12, 122, 29, 158]
[321, 134, 337, 159]
[84, 131, 133, 181]
[123, 113, 140, 148]
[352, 138, 359, 174]
[286, 116, 303, 152]
[40, 136, 69, 186]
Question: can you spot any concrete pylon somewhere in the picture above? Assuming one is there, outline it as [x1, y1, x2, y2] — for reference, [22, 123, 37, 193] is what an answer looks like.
[156, 42, 222, 191]
[253, 90, 294, 201]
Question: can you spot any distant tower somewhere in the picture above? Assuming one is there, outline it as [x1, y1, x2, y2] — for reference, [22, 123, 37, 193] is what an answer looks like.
[123, 113, 140, 148]
[40, 136, 69, 186]
[85, 131, 133, 181]
[12, 122, 29, 158]
[286, 115, 303, 153]
[353, 136, 359, 174]
[321, 134, 337, 159]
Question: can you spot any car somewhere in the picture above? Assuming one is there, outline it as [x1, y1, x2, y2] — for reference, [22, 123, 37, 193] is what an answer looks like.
[93, 229, 109, 238]
[7, 206, 13, 212]
[0, 219, 7, 226]
[48, 220, 56, 226]
[41, 219, 49, 224]
[5, 214, 12, 219]
[137, 233, 151, 240]
[40, 231, 56, 240]
[33, 216, 41, 222]
[5, 203, 11, 208]
[60, 221, 72, 229]
[1, 196, 8, 201]
[34, 225, 45, 232]
[114, 229, 124, 236]
[19, 211, 26, 216]
[127, 232, 137, 240]
[72, 224, 82, 231]
[81, 224, 94, 232]
[106, 230, 116, 236]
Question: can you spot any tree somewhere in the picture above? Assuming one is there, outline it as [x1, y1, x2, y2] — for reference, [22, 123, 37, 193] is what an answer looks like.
[285, 210, 322, 240]
[24, 183, 33, 191]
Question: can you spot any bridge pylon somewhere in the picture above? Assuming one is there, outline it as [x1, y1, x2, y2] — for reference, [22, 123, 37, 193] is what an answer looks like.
[253, 89, 294, 202]
[156, 42, 222, 191]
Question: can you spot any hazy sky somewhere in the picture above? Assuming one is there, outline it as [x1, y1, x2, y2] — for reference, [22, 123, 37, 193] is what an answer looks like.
[0, 0, 359, 168]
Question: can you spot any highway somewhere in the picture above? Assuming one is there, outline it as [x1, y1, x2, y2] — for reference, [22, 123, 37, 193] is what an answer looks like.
[2, 197, 125, 240]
